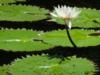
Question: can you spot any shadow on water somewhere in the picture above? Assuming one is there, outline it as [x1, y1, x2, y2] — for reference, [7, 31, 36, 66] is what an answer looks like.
[14, 0, 100, 10]
[0, 1, 100, 74]
[0, 0, 100, 75]
[0, 45, 100, 74]
[0, 20, 64, 31]
[0, 0, 99, 75]
[0, 20, 100, 31]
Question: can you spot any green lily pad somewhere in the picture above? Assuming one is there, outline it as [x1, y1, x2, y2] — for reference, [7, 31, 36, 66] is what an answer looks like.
[0, 29, 100, 51]
[0, 0, 26, 4]
[0, 5, 49, 21]
[42, 29, 100, 47]
[0, 29, 54, 51]
[9, 55, 96, 75]
[0, 65, 10, 75]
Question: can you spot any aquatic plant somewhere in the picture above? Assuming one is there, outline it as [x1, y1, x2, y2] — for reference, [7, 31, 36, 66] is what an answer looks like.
[8, 55, 96, 75]
[0, 0, 26, 4]
[0, 29, 100, 51]
[0, 1, 99, 75]
[0, 5, 49, 21]
[50, 5, 81, 48]
[50, 8, 100, 28]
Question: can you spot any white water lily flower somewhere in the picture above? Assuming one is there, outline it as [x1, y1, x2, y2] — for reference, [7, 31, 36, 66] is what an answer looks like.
[50, 5, 81, 29]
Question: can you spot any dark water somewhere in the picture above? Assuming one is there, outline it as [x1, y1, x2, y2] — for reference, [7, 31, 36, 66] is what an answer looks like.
[0, 0, 100, 75]
[0, 20, 100, 74]
[0, 45, 100, 74]
[16, 0, 100, 10]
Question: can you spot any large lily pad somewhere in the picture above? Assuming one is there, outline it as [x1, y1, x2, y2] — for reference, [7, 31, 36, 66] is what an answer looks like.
[9, 55, 96, 75]
[0, 5, 49, 21]
[0, 29, 100, 51]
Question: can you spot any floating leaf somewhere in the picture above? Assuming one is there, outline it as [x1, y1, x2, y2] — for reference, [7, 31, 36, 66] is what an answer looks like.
[0, 0, 16, 4]
[9, 55, 96, 75]
[0, 29, 100, 51]
[0, 29, 54, 51]
[0, 65, 10, 75]
[0, 5, 49, 21]
[62, 56, 96, 75]
[0, 0, 26, 4]
[42, 29, 100, 47]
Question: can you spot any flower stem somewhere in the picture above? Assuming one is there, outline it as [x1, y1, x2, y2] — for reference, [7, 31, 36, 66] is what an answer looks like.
[64, 20, 77, 48]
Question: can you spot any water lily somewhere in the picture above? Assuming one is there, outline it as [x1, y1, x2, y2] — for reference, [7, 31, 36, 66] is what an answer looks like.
[50, 5, 81, 29]
[50, 5, 81, 48]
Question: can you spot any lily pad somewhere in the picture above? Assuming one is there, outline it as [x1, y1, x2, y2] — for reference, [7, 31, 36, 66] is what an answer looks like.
[9, 55, 96, 75]
[0, 5, 49, 21]
[0, 29, 54, 51]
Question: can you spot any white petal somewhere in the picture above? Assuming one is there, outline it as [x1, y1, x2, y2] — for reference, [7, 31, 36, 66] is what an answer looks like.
[55, 6, 63, 17]
[50, 12, 58, 17]
[73, 10, 81, 18]
[65, 20, 72, 29]
[51, 5, 81, 19]
[68, 21, 72, 29]
[71, 8, 81, 18]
